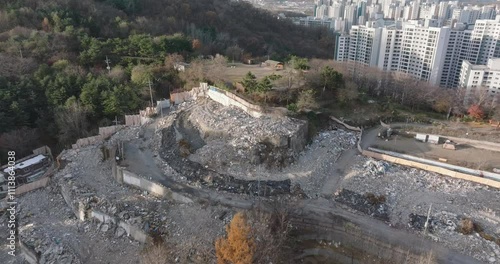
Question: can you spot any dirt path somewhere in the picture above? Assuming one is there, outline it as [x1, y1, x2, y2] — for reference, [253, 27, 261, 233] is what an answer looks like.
[320, 148, 358, 197]
[121, 119, 480, 263]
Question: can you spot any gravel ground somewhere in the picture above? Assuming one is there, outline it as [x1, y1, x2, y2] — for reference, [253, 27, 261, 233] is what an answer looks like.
[12, 141, 231, 264]
[340, 155, 500, 263]
[7, 98, 500, 264]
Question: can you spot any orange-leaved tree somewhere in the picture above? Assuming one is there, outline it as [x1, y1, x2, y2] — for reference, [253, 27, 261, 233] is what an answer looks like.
[467, 104, 484, 120]
[215, 212, 256, 264]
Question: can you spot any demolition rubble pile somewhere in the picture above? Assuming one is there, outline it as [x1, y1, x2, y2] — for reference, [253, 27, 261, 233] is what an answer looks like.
[155, 103, 294, 196]
[15, 141, 231, 264]
[188, 100, 308, 170]
[341, 155, 500, 263]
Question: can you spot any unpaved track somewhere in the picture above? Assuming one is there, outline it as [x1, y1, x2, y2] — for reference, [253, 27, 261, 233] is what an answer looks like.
[320, 148, 358, 197]
[121, 122, 480, 263]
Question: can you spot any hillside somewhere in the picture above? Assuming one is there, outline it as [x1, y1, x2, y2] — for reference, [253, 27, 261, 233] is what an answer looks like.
[0, 0, 333, 60]
[0, 0, 334, 159]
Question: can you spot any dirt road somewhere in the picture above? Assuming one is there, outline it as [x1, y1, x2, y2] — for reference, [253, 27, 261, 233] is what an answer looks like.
[119, 121, 481, 263]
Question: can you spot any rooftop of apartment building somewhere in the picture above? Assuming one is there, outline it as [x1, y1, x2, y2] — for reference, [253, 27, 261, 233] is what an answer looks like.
[466, 58, 500, 70]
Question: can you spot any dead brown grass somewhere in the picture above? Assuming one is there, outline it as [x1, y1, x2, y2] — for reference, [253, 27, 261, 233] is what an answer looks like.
[178, 139, 191, 158]
[458, 218, 475, 235]
[140, 239, 171, 264]
[365, 193, 387, 205]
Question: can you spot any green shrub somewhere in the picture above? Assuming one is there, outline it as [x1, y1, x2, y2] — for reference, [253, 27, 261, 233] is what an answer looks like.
[287, 103, 298, 112]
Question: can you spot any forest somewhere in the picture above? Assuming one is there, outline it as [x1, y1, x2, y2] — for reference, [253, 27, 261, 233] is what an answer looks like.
[0, 0, 335, 160]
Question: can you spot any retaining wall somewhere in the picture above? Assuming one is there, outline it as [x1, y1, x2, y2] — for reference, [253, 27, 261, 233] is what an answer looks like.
[207, 87, 264, 118]
[121, 170, 193, 203]
[363, 149, 500, 189]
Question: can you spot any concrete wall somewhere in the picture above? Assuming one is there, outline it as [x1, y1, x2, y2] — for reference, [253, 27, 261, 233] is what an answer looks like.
[125, 115, 141, 126]
[72, 135, 103, 149]
[99, 125, 123, 139]
[207, 87, 264, 118]
[110, 147, 192, 204]
[357, 129, 363, 153]
[170, 84, 208, 105]
[60, 184, 86, 221]
[91, 210, 149, 243]
[16, 176, 50, 195]
[72, 125, 123, 149]
[32, 145, 53, 159]
[156, 99, 171, 112]
[122, 170, 193, 204]
[363, 149, 500, 189]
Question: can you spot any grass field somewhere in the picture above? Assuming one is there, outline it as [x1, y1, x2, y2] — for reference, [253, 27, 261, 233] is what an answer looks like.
[223, 63, 280, 82]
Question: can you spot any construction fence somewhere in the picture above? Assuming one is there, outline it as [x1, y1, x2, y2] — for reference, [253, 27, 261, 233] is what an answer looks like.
[72, 125, 123, 149]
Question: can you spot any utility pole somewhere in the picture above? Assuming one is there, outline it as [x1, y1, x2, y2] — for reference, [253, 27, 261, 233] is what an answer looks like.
[112, 116, 120, 126]
[105, 56, 111, 74]
[148, 79, 154, 108]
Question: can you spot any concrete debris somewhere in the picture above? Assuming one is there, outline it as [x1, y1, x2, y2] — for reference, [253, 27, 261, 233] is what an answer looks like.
[115, 227, 126, 238]
[342, 155, 500, 263]
[363, 159, 390, 175]
[6, 96, 499, 264]
[334, 189, 389, 221]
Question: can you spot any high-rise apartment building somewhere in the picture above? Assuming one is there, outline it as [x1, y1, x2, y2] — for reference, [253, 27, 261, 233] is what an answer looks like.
[380, 23, 449, 85]
[347, 25, 383, 67]
[334, 34, 351, 61]
[335, 16, 500, 88]
[473, 16, 500, 65]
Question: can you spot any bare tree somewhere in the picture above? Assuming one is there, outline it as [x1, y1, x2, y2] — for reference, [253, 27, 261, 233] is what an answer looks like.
[164, 53, 184, 69]
[207, 55, 228, 85]
[467, 86, 490, 107]
[0, 127, 40, 157]
[179, 59, 205, 90]
[246, 203, 292, 264]
[55, 101, 90, 147]
[297, 89, 319, 110]
[225, 45, 244, 63]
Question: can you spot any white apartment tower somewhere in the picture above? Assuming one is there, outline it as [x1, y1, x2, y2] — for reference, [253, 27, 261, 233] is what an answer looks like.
[375, 22, 449, 85]
[347, 25, 383, 67]
[459, 58, 500, 102]
[334, 34, 351, 61]
[473, 16, 500, 65]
